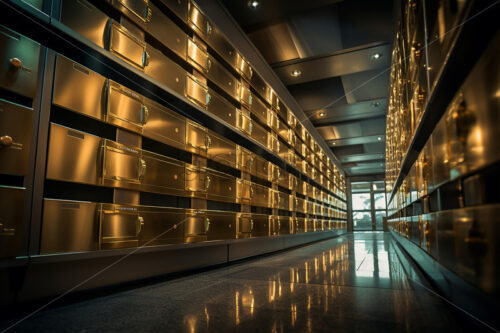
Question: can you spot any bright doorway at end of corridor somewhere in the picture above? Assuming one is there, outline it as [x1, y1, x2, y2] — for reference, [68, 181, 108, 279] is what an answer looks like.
[352, 181, 386, 231]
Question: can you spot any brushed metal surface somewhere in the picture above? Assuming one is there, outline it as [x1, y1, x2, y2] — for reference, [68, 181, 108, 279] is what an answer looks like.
[206, 169, 237, 203]
[53, 55, 106, 120]
[206, 211, 237, 240]
[0, 25, 40, 99]
[206, 131, 236, 167]
[250, 71, 271, 103]
[0, 186, 25, 258]
[60, 0, 110, 48]
[250, 120, 269, 148]
[100, 204, 141, 249]
[0, 99, 33, 176]
[110, 22, 147, 69]
[46, 123, 102, 185]
[41, 199, 99, 254]
[159, 0, 188, 21]
[250, 182, 270, 208]
[186, 120, 207, 156]
[206, 88, 239, 128]
[250, 93, 268, 124]
[144, 43, 186, 95]
[206, 54, 240, 100]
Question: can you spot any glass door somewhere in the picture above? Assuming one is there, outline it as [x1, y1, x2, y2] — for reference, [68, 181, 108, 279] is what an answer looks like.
[352, 181, 387, 231]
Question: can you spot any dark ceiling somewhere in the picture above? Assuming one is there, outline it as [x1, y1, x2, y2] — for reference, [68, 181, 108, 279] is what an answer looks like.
[220, 0, 395, 176]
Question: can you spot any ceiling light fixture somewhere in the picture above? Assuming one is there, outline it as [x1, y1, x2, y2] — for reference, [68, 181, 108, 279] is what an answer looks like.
[371, 53, 382, 60]
[248, 1, 261, 9]
[377, 137, 382, 141]
[291, 69, 301, 77]
[319, 112, 325, 117]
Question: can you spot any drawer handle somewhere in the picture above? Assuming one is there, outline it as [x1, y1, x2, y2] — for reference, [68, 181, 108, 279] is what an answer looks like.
[136, 216, 144, 236]
[138, 158, 147, 180]
[205, 218, 210, 232]
[205, 175, 211, 190]
[140, 105, 149, 125]
[250, 219, 254, 231]
[205, 135, 212, 150]
[9, 58, 22, 69]
[206, 58, 212, 71]
[0, 135, 13, 147]
[146, 7, 152, 23]
[247, 157, 254, 169]
[142, 51, 150, 67]
[249, 185, 254, 198]
[206, 93, 211, 106]
[206, 21, 212, 35]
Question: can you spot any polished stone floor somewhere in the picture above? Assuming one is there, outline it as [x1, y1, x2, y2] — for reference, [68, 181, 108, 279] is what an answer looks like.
[1, 232, 490, 332]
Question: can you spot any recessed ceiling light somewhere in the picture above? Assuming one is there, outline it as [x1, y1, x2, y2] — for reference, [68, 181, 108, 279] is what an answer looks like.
[332, 142, 336, 145]
[372, 101, 381, 107]
[248, 0, 261, 9]
[319, 112, 325, 117]
[377, 137, 382, 141]
[291, 69, 301, 77]
[371, 53, 382, 60]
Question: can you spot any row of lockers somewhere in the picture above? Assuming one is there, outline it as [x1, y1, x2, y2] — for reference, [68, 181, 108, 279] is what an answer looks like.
[388, 203, 499, 296]
[53, 0, 346, 197]
[46, 120, 347, 213]
[386, 0, 470, 195]
[388, 28, 499, 214]
[38, 198, 347, 255]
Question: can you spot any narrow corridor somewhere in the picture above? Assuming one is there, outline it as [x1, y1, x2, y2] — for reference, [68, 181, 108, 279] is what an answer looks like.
[2, 233, 486, 332]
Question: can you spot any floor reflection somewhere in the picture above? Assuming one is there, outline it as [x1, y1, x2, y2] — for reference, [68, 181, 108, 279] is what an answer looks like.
[4, 232, 479, 332]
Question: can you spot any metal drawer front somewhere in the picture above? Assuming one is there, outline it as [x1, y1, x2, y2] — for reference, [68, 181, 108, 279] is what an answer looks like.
[251, 95, 268, 124]
[0, 186, 26, 258]
[100, 204, 141, 249]
[206, 88, 239, 128]
[206, 170, 237, 203]
[237, 147, 254, 174]
[238, 108, 252, 135]
[238, 57, 252, 81]
[250, 72, 270, 102]
[140, 150, 185, 195]
[268, 133, 279, 153]
[109, 0, 151, 26]
[249, 214, 271, 237]
[236, 179, 252, 203]
[296, 179, 306, 196]
[240, 85, 252, 108]
[277, 120, 289, 141]
[206, 55, 240, 100]
[159, 0, 188, 21]
[206, 211, 237, 240]
[60, 0, 109, 48]
[295, 217, 306, 233]
[186, 121, 208, 156]
[46, 124, 102, 185]
[148, 1, 187, 58]
[142, 93, 186, 149]
[268, 110, 279, 132]
[110, 22, 147, 69]
[306, 200, 314, 214]
[53, 55, 106, 120]
[296, 197, 306, 213]
[276, 191, 290, 211]
[145, 44, 186, 95]
[253, 156, 271, 180]
[0, 100, 33, 176]
[237, 214, 253, 238]
[305, 218, 315, 232]
[277, 169, 290, 189]
[207, 132, 237, 167]
[137, 207, 186, 245]
[250, 183, 270, 208]
[187, 38, 208, 72]
[41, 199, 98, 254]
[185, 166, 208, 196]
[251, 120, 269, 148]
[107, 80, 146, 133]
[0, 25, 40, 99]
[187, 2, 240, 72]
[186, 74, 209, 109]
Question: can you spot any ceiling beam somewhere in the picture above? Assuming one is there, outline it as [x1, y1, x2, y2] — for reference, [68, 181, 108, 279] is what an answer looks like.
[272, 41, 390, 85]
[327, 134, 385, 147]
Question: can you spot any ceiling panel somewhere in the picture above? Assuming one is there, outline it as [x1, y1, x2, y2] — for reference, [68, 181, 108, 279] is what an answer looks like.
[341, 68, 390, 104]
[307, 97, 387, 123]
[247, 22, 300, 64]
[287, 76, 346, 111]
[273, 42, 390, 85]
